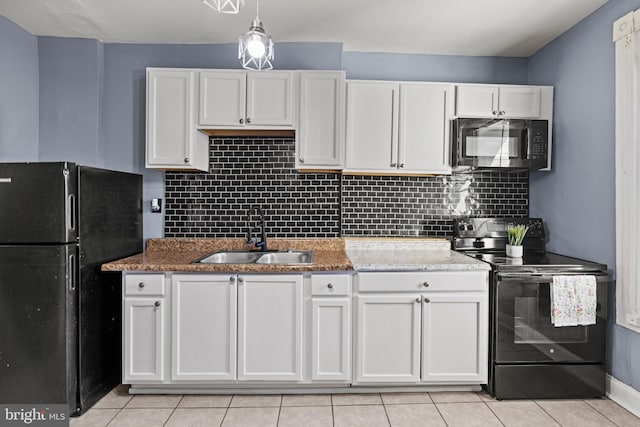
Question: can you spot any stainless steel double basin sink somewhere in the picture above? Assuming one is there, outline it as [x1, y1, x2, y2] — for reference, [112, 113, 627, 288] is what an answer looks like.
[194, 250, 313, 265]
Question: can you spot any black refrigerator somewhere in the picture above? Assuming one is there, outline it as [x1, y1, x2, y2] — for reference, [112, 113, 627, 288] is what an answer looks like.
[0, 162, 143, 416]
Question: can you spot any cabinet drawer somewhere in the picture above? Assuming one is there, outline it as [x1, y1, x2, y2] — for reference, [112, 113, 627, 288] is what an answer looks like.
[125, 274, 166, 296]
[357, 271, 486, 293]
[311, 274, 351, 296]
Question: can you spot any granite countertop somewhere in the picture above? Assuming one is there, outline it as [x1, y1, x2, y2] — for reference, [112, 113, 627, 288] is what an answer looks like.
[102, 237, 490, 273]
[345, 238, 490, 272]
[102, 238, 354, 273]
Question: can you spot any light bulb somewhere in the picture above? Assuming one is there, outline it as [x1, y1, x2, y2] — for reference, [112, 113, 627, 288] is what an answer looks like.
[247, 36, 266, 58]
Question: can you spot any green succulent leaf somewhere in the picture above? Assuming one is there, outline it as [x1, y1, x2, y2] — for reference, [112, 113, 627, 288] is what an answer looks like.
[507, 224, 529, 246]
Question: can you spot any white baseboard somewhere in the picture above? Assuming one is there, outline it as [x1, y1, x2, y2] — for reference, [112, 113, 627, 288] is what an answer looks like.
[607, 374, 640, 418]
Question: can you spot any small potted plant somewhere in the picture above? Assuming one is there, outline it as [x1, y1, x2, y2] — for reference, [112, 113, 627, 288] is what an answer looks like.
[506, 224, 529, 257]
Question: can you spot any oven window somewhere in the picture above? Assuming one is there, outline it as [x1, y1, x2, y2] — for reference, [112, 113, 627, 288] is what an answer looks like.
[513, 285, 588, 344]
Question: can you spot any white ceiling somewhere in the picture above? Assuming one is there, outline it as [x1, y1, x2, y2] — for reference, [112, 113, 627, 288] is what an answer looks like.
[0, 0, 609, 57]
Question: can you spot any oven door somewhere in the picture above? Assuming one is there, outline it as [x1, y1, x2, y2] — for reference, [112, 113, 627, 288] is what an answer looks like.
[495, 272, 607, 364]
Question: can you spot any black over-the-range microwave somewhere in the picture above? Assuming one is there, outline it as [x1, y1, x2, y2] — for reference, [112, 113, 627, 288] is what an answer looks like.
[451, 118, 549, 170]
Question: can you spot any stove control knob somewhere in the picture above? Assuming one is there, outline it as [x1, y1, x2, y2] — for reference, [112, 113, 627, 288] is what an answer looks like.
[458, 224, 466, 231]
[467, 223, 474, 231]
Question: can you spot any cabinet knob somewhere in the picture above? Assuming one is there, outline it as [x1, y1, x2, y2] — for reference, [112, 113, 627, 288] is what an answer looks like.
[399, 163, 405, 168]
[229, 276, 236, 283]
[300, 157, 305, 163]
[327, 283, 334, 289]
[500, 110, 506, 116]
[239, 118, 244, 124]
[138, 282, 145, 288]
[184, 157, 190, 163]
[422, 282, 429, 288]
[246, 118, 252, 124]
[390, 162, 397, 167]
[492, 110, 498, 115]
[415, 297, 421, 303]
[154, 301, 161, 307]
[238, 277, 244, 284]
[424, 298, 430, 303]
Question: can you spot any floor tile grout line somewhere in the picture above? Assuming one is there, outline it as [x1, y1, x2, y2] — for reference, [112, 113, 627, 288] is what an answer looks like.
[161, 395, 184, 427]
[481, 399, 506, 427]
[583, 397, 629, 427]
[430, 400, 450, 427]
[102, 406, 124, 427]
[330, 394, 335, 427]
[533, 400, 563, 426]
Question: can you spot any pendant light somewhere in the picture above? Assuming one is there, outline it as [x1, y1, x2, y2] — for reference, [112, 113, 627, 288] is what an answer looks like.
[238, 0, 274, 71]
[202, 0, 244, 14]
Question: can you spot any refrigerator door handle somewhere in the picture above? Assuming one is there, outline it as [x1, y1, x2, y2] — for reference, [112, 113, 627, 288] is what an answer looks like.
[69, 253, 76, 291]
[67, 194, 76, 231]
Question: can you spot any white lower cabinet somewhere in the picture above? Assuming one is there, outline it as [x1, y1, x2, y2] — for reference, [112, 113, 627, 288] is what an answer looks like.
[237, 274, 303, 381]
[123, 274, 166, 383]
[355, 271, 488, 384]
[310, 274, 351, 381]
[171, 274, 236, 381]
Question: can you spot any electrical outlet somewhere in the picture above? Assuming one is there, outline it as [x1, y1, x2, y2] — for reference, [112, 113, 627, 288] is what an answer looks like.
[151, 198, 162, 213]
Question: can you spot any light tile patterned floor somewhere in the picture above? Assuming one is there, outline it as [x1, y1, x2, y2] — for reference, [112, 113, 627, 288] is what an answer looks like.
[70, 385, 640, 427]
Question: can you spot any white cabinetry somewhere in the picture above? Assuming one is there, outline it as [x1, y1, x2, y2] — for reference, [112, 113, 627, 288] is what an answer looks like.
[237, 274, 303, 381]
[146, 68, 209, 171]
[455, 84, 541, 118]
[199, 71, 295, 128]
[171, 274, 236, 381]
[296, 71, 345, 170]
[123, 274, 166, 383]
[310, 274, 351, 381]
[345, 81, 453, 174]
[355, 271, 488, 384]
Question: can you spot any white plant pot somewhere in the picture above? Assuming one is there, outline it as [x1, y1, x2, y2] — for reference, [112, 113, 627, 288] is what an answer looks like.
[506, 244, 523, 258]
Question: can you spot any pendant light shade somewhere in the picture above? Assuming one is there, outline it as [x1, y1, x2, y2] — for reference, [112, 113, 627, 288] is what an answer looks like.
[203, 0, 244, 14]
[238, 0, 273, 70]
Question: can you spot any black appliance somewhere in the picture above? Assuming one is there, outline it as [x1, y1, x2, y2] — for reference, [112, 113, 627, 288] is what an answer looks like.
[0, 162, 143, 415]
[453, 217, 608, 399]
[451, 118, 549, 170]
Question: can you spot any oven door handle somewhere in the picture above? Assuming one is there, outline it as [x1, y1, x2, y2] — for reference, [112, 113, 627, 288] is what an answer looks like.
[497, 273, 609, 283]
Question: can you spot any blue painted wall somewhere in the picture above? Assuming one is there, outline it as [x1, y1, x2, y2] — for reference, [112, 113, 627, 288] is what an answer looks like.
[528, 0, 640, 392]
[38, 37, 105, 166]
[0, 16, 38, 161]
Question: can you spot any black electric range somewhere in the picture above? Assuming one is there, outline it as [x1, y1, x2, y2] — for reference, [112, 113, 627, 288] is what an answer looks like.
[452, 217, 609, 399]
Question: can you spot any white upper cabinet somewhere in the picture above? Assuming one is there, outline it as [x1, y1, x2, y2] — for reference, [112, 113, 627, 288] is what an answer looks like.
[455, 84, 541, 118]
[345, 80, 453, 175]
[199, 70, 295, 128]
[146, 68, 209, 171]
[296, 71, 346, 170]
[399, 83, 453, 174]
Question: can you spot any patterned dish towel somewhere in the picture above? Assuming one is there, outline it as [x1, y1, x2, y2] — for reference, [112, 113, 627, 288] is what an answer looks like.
[550, 275, 597, 327]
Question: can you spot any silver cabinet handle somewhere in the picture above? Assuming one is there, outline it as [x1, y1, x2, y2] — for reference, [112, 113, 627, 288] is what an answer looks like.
[399, 163, 405, 168]
[327, 283, 334, 289]
[246, 118, 252, 124]
[184, 157, 190, 163]
[390, 162, 397, 167]
[300, 157, 305, 163]
[238, 277, 244, 284]
[229, 276, 236, 283]
[138, 282, 145, 288]
[424, 298, 430, 303]
[492, 110, 498, 115]
[500, 110, 506, 115]
[422, 282, 429, 288]
[239, 118, 244, 124]
[415, 297, 421, 303]
[154, 301, 161, 307]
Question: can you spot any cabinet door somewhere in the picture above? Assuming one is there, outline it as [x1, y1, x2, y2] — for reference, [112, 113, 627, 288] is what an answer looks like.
[146, 69, 208, 171]
[455, 85, 498, 117]
[199, 71, 246, 126]
[345, 82, 399, 171]
[311, 298, 350, 381]
[399, 83, 453, 174]
[421, 294, 488, 383]
[297, 71, 345, 169]
[123, 298, 165, 382]
[171, 274, 237, 381]
[355, 294, 421, 383]
[238, 275, 303, 381]
[498, 86, 541, 118]
[246, 72, 295, 126]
